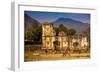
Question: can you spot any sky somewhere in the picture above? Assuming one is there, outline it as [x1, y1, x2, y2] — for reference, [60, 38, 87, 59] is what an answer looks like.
[25, 11, 90, 24]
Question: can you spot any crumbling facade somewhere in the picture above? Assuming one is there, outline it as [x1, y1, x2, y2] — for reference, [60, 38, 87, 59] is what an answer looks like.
[42, 22, 89, 50]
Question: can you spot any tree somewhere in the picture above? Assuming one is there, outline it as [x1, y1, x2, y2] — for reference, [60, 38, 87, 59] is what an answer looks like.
[25, 30, 33, 40]
[59, 24, 68, 34]
[67, 29, 76, 36]
[67, 28, 76, 49]
[54, 27, 59, 36]
[82, 27, 90, 48]
[25, 22, 42, 44]
[32, 25, 42, 44]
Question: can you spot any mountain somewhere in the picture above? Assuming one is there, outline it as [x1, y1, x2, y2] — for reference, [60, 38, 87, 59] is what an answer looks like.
[24, 14, 40, 31]
[52, 18, 90, 33]
[24, 14, 89, 33]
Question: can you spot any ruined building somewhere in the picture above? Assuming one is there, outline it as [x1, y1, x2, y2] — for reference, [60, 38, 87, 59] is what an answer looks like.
[42, 22, 89, 50]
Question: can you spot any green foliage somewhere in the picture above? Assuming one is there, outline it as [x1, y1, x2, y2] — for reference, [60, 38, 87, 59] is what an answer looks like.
[67, 28, 76, 36]
[55, 24, 76, 36]
[25, 23, 42, 44]
[59, 24, 68, 34]
[32, 26, 42, 42]
[54, 27, 59, 36]
[25, 30, 33, 40]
